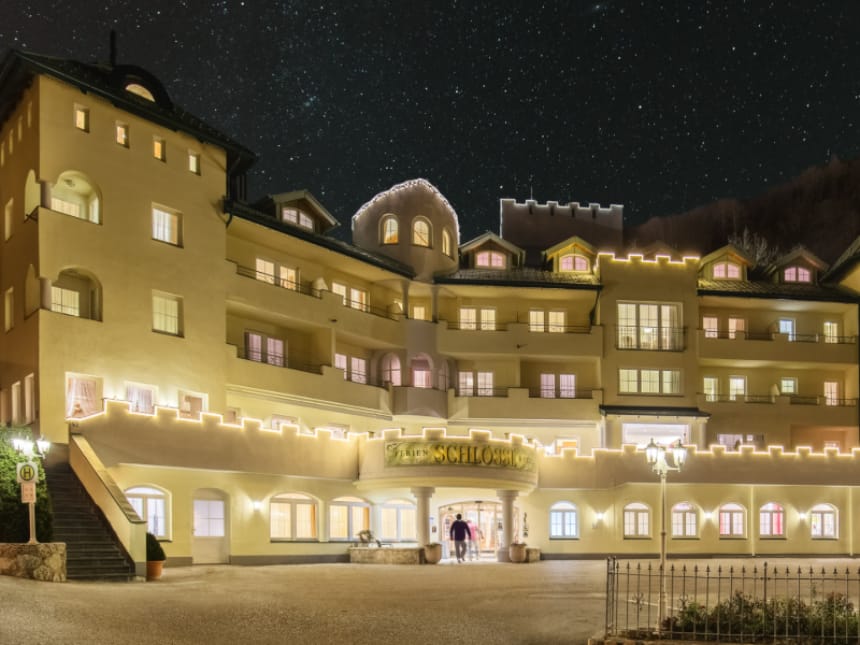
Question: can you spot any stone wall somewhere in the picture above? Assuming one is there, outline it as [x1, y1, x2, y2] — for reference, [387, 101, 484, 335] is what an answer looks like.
[0, 543, 66, 582]
[349, 546, 424, 564]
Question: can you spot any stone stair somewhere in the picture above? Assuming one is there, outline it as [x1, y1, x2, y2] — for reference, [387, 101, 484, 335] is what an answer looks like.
[45, 463, 136, 581]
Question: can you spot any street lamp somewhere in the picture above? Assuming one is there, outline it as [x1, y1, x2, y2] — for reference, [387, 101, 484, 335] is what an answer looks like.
[644, 437, 687, 633]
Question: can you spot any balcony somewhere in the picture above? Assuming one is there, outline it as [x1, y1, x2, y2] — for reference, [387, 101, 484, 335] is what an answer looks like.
[698, 393, 858, 426]
[391, 386, 448, 417]
[615, 326, 686, 351]
[438, 322, 603, 357]
[698, 330, 858, 365]
[448, 387, 602, 421]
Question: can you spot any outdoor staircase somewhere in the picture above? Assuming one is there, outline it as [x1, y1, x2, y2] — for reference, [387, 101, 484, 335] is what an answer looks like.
[45, 463, 136, 581]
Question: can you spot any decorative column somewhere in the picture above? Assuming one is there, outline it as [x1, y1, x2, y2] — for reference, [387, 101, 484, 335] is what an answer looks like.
[401, 280, 411, 318]
[411, 486, 435, 546]
[496, 489, 518, 562]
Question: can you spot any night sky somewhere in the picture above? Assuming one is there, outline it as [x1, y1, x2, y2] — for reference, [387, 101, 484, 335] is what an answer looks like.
[2, 1, 859, 243]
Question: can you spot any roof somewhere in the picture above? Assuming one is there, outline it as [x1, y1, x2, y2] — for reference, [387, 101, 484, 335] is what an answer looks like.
[459, 231, 524, 257]
[765, 245, 829, 276]
[699, 244, 755, 267]
[223, 199, 416, 278]
[543, 235, 597, 258]
[697, 279, 859, 303]
[255, 190, 340, 231]
[0, 49, 255, 174]
[823, 234, 860, 282]
[435, 267, 601, 289]
[600, 405, 711, 418]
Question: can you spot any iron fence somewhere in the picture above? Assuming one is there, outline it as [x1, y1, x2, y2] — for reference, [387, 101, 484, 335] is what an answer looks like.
[605, 558, 860, 643]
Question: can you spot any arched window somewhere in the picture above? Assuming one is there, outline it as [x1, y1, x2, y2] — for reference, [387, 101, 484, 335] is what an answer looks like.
[381, 214, 398, 244]
[810, 503, 838, 538]
[671, 502, 698, 537]
[623, 502, 650, 537]
[49, 268, 102, 321]
[560, 254, 589, 272]
[125, 83, 155, 101]
[549, 501, 578, 538]
[381, 353, 401, 386]
[270, 493, 318, 540]
[49, 171, 101, 224]
[442, 228, 453, 257]
[713, 261, 741, 280]
[412, 217, 431, 247]
[329, 496, 370, 541]
[379, 499, 416, 542]
[759, 502, 785, 537]
[126, 485, 169, 538]
[784, 266, 811, 283]
[718, 503, 746, 537]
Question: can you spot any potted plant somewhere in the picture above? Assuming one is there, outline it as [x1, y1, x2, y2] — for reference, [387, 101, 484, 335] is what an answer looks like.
[423, 542, 443, 564]
[508, 540, 527, 563]
[146, 532, 166, 580]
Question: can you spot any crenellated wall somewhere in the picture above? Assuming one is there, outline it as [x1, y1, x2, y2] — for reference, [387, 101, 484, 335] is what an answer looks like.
[499, 198, 624, 250]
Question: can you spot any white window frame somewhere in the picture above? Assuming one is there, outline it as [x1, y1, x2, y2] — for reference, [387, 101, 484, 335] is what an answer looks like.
[152, 205, 182, 246]
[671, 502, 698, 537]
[728, 376, 746, 401]
[126, 382, 156, 414]
[378, 499, 416, 542]
[270, 493, 318, 541]
[459, 307, 477, 330]
[412, 218, 431, 247]
[381, 215, 398, 244]
[759, 502, 785, 537]
[51, 285, 80, 317]
[824, 381, 839, 406]
[718, 503, 746, 537]
[703, 376, 718, 402]
[540, 373, 555, 398]
[126, 486, 169, 538]
[549, 502, 579, 538]
[823, 321, 839, 344]
[810, 503, 838, 539]
[152, 292, 182, 336]
[328, 497, 370, 541]
[623, 503, 650, 538]
[548, 310, 566, 333]
[476, 371, 494, 397]
[703, 316, 719, 339]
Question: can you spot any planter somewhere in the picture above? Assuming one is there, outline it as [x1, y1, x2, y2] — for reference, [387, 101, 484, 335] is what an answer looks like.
[423, 543, 443, 564]
[508, 543, 527, 563]
[146, 560, 164, 581]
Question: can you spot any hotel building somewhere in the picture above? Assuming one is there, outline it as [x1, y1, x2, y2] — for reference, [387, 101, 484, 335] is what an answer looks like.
[1, 49, 859, 572]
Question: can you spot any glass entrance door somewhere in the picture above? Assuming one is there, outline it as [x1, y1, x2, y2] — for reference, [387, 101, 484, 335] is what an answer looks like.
[439, 500, 518, 559]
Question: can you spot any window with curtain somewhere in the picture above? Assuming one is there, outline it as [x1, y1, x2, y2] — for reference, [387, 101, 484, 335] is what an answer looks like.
[126, 383, 155, 414]
[329, 497, 370, 540]
[623, 503, 650, 537]
[719, 503, 745, 537]
[126, 486, 168, 538]
[810, 504, 837, 538]
[671, 502, 698, 537]
[382, 354, 401, 386]
[759, 502, 785, 537]
[65, 374, 100, 417]
[549, 502, 578, 538]
[270, 493, 318, 540]
[381, 214, 398, 244]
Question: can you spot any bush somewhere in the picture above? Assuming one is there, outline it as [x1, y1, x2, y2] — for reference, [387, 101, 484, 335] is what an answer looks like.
[146, 532, 166, 561]
[0, 427, 53, 543]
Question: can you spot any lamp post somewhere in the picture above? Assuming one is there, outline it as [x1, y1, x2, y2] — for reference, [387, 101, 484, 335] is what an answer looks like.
[12, 436, 51, 544]
[644, 437, 687, 634]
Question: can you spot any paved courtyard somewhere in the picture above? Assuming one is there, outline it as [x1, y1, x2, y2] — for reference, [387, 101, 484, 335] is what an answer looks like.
[1, 559, 608, 645]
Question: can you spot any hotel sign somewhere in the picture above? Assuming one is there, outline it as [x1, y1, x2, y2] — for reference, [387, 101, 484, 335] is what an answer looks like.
[385, 441, 536, 473]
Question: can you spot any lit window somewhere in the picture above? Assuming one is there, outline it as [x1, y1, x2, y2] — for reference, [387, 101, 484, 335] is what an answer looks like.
[193, 498, 225, 537]
[335, 353, 347, 378]
[810, 503, 837, 539]
[617, 302, 682, 350]
[245, 331, 285, 367]
[5, 198, 13, 241]
[784, 266, 811, 283]
[74, 106, 89, 132]
[459, 307, 477, 330]
[412, 218, 431, 247]
[50, 172, 100, 223]
[540, 373, 555, 398]
[476, 250, 505, 268]
[780, 377, 796, 395]
[23, 374, 34, 424]
[332, 282, 347, 305]
[179, 391, 205, 418]
[824, 381, 839, 406]
[10, 381, 20, 424]
[280, 266, 298, 290]
[823, 321, 839, 344]
[559, 374, 576, 398]
[381, 215, 398, 244]
[623, 502, 650, 537]
[703, 316, 718, 338]
[728, 376, 746, 401]
[381, 353, 401, 386]
[759, 502, 784, 537]
[51, 286, 80, 316]
[412, 305, 426, 320]
[281, 207, 298, 224]
[299, 212, 313, 230]
[270, 493, 318, 540]
[718, 503, 745, 537]
[349, 287, 368, 312]
[671, 502, 698, 537]
[549, 502, 578, 538]
[619, 368, 681, 394]
[480, 308, 496, 331]
[153, 137, 165, 161]
[728, 317, 745, 339]
[115, 122, 128, 146]
[778, 319, 795, 341]
[379, 499, 416, 541]
[126, 383, 156, 414]
[188, 152, 200, 174]
[350, 357, 367, 384]
[65, 373, 102, 417]
[713, 261, 740, 280]
[442, 228, 453, 257]
[703, 376, 718, 402]
[458, 371, 474, 396]
[529, 310, 545, 332]
[548, 310, 566, 333]
[329, 497, 370, 540]
[476, 371, 494, 396]
[560, 254, 589, 272]
[126, 83, 155, 101]
[152, 292, 182, 336]
[4, 287, 13, 331]
[412, 358, 433, 388]
[126, 486, 168, 538]
[152, 206, 181, 245]
[255, 258, 275, 284]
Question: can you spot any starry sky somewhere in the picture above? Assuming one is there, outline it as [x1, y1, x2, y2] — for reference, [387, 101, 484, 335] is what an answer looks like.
[1, 1, 859, 243]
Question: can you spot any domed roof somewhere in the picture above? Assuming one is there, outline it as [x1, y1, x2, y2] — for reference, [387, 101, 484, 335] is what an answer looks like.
[351, 178, 460, 240]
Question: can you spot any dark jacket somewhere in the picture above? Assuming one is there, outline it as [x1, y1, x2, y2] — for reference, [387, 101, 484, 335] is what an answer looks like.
[450, 519, 472, 541]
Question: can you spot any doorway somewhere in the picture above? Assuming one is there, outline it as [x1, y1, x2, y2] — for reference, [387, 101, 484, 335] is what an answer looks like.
[439, 500, 518, 559]
[192, 488, 229, 564]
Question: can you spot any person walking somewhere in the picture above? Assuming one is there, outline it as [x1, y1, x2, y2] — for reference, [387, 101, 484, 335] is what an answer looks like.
[449, 513, 471, 563]
[467, 520, 482, 560]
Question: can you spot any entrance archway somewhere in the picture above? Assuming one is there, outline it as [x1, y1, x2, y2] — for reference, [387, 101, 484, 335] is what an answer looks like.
[438, 500, 519, 560]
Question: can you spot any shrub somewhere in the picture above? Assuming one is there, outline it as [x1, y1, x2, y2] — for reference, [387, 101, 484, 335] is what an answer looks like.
[146, 532, 166, 561]
[0, 427, 53, 543]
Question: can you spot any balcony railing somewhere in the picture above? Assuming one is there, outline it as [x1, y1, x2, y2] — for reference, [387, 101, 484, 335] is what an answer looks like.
[455, 387, 509, 398]
[237, 349, 323, 375]
[616, 326, 686, 351]
[446, 321, 592, 333]
[527, 387, 596, 400]
[703, 393, 858, 407]
[702, 329, 857, 344]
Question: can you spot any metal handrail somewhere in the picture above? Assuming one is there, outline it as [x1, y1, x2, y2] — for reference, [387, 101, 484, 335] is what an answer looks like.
[615, 326, 686, 351]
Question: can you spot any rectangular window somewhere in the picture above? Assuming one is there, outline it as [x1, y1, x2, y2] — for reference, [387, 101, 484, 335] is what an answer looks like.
[255, 258, 275, 283]
[66, 374, 101, 417]
[529, 310, 545, 332]
[179, 391, 206, 418]
[153, 137, 166, 161]
[412, 305, 426, 320]
[619, 368, 681, 394]
[719, 509, 744, 536]
[50, 196, 80, 218]
[246, 332, 262, 361]
[335, 353, 347, 378]
[152, 205, 182, 246]
[188, 152, 200, 174]
[703, 376, 718, 402]
[51, 286, 80, 316]
[729, 376, 746, 401]
[11, 381, 21, 425]
[476, 372, 494, 396]
[350, 357, 367, 384]
[824, 381, 839, 406]
[780, 377, 797, 395]
[4, 198, 12, 241]
[619, 368, 638, 393]
[559, 374, 576, 398]
[4, 287, 13, 331]
[193, 500, 225, 537]
[540, 373, 555, 398]
[281, 207, 298, 224]
[640, 369, 660, 394]
[458, 372, 474, 396]
[703, 316, 718, 339]
[23, 374, 34, 424]
[126, 383, 156, 414]
[728, 317, 745, 339]
[349, 288, 368, 312]
[662, 369, 681, 394]
[823, 321, 839, 343]
[267, 337, 285, 367]
[279, 266, 298, 290]
[778, 318, 795, 341]
[480, 308, 496, 331]
[115, 122, 129, 146]
[74, 106, 89, 131]
[548, 310, 566, 333]
[152, 292, 182, 336]
[332, 282, 347, 305]
[245, 332, 285, 366]
[617, 302, 682, 350]
[460, 307, 477, 330]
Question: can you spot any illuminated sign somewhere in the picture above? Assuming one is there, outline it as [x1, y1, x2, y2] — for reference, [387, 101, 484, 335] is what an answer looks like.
[385, 441, 536, 473]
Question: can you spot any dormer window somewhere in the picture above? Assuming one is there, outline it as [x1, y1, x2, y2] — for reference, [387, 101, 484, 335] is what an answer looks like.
[476, 251, 506, 269]
[412, 217, 431, 247]
[560, 254, 589, 272]
[784, 266, 811, 283]
[381, 214, 398, 244]
[713, 261, 741, 280]
[281, 207, 313, 231]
